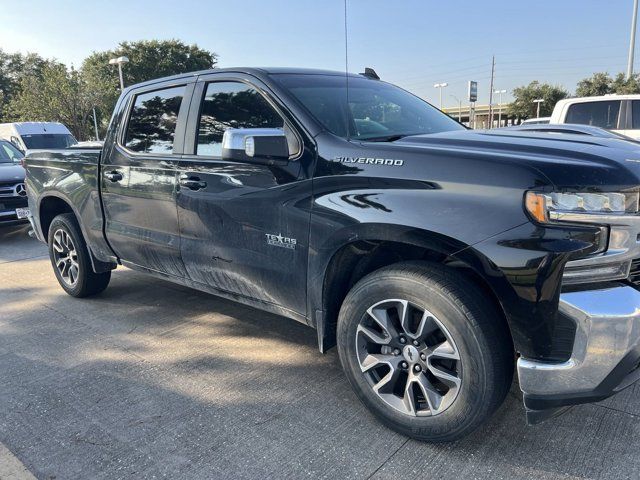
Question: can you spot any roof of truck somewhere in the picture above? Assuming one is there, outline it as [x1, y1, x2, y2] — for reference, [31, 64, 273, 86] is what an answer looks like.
[123, 67, 364, 92]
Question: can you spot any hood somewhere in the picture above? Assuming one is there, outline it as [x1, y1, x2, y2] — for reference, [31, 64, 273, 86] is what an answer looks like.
[0, 162, 25, 182]
[391, 129, 640, 189]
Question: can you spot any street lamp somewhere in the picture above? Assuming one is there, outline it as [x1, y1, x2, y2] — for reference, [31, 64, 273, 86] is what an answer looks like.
[108, 56, 129, 91]
[450, 94, 462, 122]
[533, 99, 544, 119]
[493, 89, 507, 127]
[433, 82, 448, 110]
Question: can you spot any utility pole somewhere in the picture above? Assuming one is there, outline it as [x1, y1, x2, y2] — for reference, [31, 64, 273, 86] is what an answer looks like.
[487, 55, 495, 129]
[434, 83, 448, 110]
[494, 89, 506, 127]
[628, 0, 639, 79]
[533, 99, 544, 118]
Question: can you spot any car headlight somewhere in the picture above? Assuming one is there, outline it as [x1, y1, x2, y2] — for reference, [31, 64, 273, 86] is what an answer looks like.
[525, 191, 639, 224]
[525, 190, 640, 285]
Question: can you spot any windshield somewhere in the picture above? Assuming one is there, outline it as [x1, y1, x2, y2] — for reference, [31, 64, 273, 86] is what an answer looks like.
[22, 133, 77, 150]
[273, 74, 465, 140]
[0, 141, 24, 163]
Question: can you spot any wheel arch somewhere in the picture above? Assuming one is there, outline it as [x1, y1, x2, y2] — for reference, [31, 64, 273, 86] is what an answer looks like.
[38, 193, 115, 274]
[309, 225, 516, 354]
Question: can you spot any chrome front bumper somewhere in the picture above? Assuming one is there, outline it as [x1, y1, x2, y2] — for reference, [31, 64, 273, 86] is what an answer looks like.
[518, 284, 640, 416]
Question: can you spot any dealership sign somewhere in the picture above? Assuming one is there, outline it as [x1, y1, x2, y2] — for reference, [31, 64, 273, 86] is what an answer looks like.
[468, 81, 478, 102]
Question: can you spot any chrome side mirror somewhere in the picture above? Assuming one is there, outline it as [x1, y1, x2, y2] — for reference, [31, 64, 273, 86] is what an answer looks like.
[221, 128, 290, 165]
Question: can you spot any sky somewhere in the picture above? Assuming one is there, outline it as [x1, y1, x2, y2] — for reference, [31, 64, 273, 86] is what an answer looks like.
[0, 0, 637, 108]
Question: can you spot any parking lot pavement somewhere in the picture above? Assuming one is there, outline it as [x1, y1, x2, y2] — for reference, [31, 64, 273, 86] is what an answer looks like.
[1, 224, 640, 480]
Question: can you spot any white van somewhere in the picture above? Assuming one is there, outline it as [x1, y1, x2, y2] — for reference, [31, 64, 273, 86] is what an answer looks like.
[0, 122, 77, 152]
[550, 95, 640, 139]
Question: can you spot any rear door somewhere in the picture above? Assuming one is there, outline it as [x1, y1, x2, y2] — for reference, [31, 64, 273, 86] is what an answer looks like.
[175, 73, 315, 315]
[101, 81, 194, 276]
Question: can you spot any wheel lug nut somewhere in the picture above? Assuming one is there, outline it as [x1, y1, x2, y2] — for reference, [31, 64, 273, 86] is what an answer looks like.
[393, 349, 401, 356]
[420, 353, 426, 361]
[399, 337, 406, 344]
[400, 361, 408, 369]
[414, 364, 421, 372]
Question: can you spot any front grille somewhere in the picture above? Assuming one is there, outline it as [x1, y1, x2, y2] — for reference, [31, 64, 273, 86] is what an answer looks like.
[0, 196, 28, 209]
[0, 183, 17, 196]
[630, 259, 640, 287]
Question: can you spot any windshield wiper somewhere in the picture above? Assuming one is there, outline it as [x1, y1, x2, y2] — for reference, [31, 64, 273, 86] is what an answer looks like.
[361, 134, 409, 142]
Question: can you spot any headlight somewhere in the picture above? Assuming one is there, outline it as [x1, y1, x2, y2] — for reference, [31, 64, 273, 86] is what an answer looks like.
[525, 190, 640, 286]
[525, 191, 639, 224]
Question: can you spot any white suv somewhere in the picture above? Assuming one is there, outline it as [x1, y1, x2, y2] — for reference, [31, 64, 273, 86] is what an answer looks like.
[550, 95, 640, 139]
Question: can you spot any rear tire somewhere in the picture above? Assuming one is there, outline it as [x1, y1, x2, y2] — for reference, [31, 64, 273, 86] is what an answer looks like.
[48, 213, 111, 297]
[337, 261, 513, 442]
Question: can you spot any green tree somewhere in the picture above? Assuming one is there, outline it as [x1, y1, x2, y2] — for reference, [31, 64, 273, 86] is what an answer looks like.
[612, 72, 640, 94]
[575, 72, 613, 97]
[7, 62, 104, 140]
[81, 39, 217, 128]
[508, 81, 569, 119]
[0, 50, 50, 121]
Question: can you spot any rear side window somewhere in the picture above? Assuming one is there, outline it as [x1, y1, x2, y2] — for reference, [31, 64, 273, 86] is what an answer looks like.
[565, 100, 621, 129]
[196, 82, 284, 156]
[125, 86, 185, 153]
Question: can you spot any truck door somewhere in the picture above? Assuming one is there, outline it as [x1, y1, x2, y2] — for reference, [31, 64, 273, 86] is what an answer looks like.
[175, 75, 314, 315]
[100, 82, 193, 276]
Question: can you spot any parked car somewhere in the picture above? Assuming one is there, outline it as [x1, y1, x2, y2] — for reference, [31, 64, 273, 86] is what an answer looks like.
[521, 116, 550, 125]
[24, 68, 640, 442]
[0, 122, 77, 153]
[0, 140, 28, 225]
[550, 94, 640, 139]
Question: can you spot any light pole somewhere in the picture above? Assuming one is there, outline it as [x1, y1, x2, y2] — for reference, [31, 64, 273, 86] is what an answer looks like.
[493, 89, 506, 127]
[433, 82, 448, 110]
[628, 0, 639, 78]
[108, 56, 129, 91]
[533, 99, 544, 119]
[450, 94, 462, 122]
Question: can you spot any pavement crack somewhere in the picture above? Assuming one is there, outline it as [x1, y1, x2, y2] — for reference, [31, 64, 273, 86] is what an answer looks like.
[595, 403, 640, 419]
[72, 436, 110, 447]
[366, 437, 410, 480]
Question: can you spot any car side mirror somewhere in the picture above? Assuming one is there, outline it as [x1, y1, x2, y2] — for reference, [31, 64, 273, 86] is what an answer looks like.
[221, 128, 290, 165]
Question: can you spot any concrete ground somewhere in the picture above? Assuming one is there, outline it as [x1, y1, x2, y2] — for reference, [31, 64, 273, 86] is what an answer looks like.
[1, 223, 640, 480]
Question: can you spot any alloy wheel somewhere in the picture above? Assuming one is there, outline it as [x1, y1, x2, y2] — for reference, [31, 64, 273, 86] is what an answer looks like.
[355, 299, 462, 417]
[52, 228, 80, 286]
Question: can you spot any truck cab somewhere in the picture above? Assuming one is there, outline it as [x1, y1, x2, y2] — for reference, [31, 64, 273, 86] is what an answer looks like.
[550, 94, 640, 139]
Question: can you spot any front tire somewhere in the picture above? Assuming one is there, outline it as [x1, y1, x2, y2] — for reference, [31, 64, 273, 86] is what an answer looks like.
[337, 261, 513, 442]
[48, 213, 111, 297]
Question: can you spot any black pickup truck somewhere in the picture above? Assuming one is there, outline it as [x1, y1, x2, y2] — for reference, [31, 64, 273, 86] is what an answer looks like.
[25, 68, 640, 442]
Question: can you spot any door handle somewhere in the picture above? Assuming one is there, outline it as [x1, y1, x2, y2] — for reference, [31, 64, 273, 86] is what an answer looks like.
[179, 175, 207, 191]
[104, 170, 123, 182]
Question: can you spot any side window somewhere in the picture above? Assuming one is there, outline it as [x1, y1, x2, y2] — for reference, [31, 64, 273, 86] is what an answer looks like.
[632, 101, 640, 129]
[565, 100, 621, 129]
[197, 82, 284, 156]
[124, 85, 186, 154]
